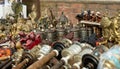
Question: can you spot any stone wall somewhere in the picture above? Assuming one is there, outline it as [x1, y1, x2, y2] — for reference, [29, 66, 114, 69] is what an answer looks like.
[40, 0, 120, 24]
[21, 0, 120, 23]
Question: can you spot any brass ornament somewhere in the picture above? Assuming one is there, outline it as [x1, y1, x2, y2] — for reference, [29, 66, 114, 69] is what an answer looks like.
[100, 13, 120, 45]
[29, 4, 37, 23]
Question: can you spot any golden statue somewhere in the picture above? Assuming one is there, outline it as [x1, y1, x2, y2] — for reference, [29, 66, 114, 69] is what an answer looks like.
[11, 16, 32, 39]
[12, 41, 24, 66]
[101, 16, 111, 39]
[29, 4, 37, 23]
[112, 11, 120, 44]
[0, 23, 7, 40]
[100, 12, 120, 46]
[38, 8, 50, 29]
[40, 8, 57, 29]
[28, 4, 39, 30]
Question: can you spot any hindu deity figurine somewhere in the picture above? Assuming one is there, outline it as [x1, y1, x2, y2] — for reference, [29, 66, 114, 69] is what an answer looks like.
[83, 11, 88, 20]
[38, 8, 49, 29]
[99, 16, 112, 47]
[96, 12, 102, 23]
[90, 11, 96, 22]
[28, 4, 40, 30]
[100, 12, 120, 47]
[112, 11, 120, 44]
[11, 16, 31, 39]
[29, 4, 37, 23]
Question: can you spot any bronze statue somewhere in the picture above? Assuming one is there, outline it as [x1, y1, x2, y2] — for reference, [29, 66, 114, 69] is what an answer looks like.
[29, 4, 37, 23]
[100, 12, 120, 46]
[11, 16, 32, 39]
[96, 12, 102, 23]
[83, 11, 88, 20]
[38, 8, 57, 30]
[112, 11, 120, 44]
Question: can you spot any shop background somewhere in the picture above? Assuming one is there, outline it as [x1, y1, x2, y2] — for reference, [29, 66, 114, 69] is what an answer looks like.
[23, 0, 120, 23]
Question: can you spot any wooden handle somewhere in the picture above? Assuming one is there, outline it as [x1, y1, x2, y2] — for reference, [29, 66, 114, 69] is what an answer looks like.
[0, 59, 11, 68]
[0, 39, 9, 44]
[51, 60, 64, 69]
[98, 40, 107, 45]
[71, 66, 78, 69]
[12, 58, 29, 69]
[0, 56, 10, 61]
[2, 60, 13, 69]
[27, 51, 57, 69]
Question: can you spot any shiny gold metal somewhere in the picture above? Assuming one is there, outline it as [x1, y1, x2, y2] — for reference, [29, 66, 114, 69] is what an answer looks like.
[12, 45, 41, 69]
[10, 16, 33, 39]
[98, 40, 108, 45]
[100, 14, 120, 45]
[11, 41, 24, 67]
[0, 32, 6, 40]
[39, 8, 56, 30]
[103, 60, 115, 69]
[12, 49, 24, 66]
[0, 23, 7, 40]
[29, 4, 37, 23]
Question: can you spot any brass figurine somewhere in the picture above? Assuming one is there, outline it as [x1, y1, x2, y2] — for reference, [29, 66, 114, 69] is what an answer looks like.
[100, 12, 120, 46]
[28, 4, 37, 23]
